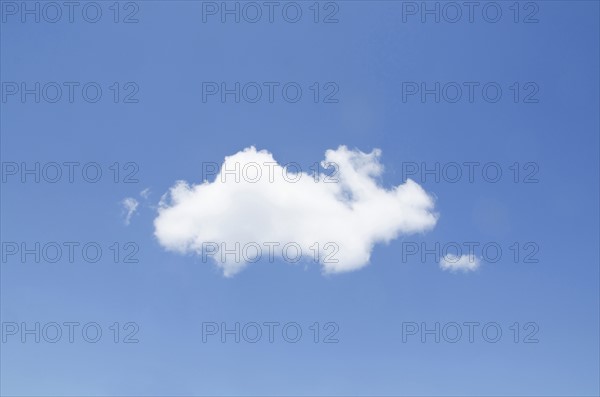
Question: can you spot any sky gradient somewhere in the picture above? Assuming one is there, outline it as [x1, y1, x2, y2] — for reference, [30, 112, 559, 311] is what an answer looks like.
[1, 1, 599, 396]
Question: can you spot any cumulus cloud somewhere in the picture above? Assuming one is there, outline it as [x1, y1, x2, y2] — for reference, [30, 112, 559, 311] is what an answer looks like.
[154, 146, 438, 276]
[439, 254, 480, 272]
[122, 197, 139, 225]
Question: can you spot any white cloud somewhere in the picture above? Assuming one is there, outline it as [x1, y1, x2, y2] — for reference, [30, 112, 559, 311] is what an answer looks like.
[439, 254, 480, 272]
[140, 188, 151, 199]
[154, 146, 438, 276]
[122, 197, 139, 225]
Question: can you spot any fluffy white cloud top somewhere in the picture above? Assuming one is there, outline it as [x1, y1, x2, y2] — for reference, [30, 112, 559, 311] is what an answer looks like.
[154, 146, 438, 276]
[439, 254, 480, 272]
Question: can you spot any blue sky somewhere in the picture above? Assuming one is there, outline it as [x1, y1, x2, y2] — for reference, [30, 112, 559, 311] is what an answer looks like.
[1, 1, 599, 396]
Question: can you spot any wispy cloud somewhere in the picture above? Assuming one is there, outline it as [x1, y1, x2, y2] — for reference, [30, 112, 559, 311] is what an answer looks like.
[439, 254, 481, 272]
[121, 197, 139, 226]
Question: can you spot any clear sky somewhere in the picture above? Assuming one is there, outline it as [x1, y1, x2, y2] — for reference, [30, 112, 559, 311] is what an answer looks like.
[1, 1, 599, 396]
